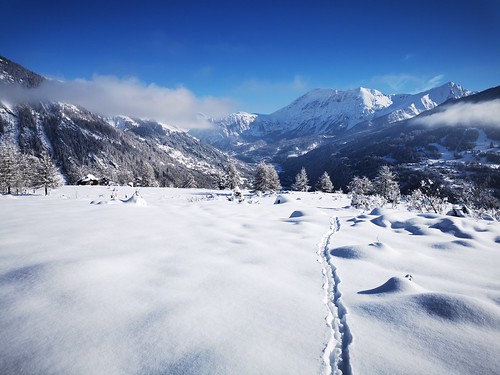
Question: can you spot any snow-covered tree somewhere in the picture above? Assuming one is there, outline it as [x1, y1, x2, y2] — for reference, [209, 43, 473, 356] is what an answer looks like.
[21, 153, 42, 192]
[316, 171, 334, 192]
[373, 165, 400, 206]
[217, 161, 241, 190]
[253, 162, 281, 193]
[0, 145, 21, 194]
[182, 174, 197, 189]
[347, 175, 375, 209]
[34, 149, 62, 195]
[460, 181, 499, 220]
[407, 179, 448, 214]
[291, 167, 310, 192]
[136, 162, 158, 187]
[347, 176, 373, 195]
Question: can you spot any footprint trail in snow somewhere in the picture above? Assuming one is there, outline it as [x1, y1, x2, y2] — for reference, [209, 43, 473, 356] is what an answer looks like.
[318, 217, 352, 375]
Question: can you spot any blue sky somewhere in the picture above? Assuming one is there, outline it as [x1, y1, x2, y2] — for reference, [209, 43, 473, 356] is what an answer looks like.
[2, 0, 499, 115]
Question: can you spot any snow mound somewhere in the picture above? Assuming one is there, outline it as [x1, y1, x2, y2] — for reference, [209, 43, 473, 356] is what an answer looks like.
[274, 195, 290, 204]
[358, 276, 425, 295]
[369, 208, 385, 216]
[289, 210, 305, 218]
[430, 218, 474, 239]
[331, 246, 364, 259]
[370, 215, 390, 228]
[121, 194, 147, 206]
[411, 293, 500, 326]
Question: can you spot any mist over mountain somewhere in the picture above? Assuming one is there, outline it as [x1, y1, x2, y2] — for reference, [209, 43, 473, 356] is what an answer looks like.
[0, 57, 246, 187]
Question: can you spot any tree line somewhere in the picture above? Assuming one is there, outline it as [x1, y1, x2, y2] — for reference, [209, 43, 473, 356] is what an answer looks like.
[0, 145, 61, 195]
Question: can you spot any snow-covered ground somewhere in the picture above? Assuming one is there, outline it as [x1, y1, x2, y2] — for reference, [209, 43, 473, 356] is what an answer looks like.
[0, 187, 499, 375]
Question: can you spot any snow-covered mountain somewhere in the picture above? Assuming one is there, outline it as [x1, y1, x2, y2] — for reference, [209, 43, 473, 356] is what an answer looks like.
[377, 82, 474, 123]
[0, 56, 246, 187]
[279, 86, 500, 192]
[195, 82, 473, 144]
[190, 112, 257, 148]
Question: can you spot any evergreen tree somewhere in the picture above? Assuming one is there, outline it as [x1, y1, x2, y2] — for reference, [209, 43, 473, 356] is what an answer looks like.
[217, 161, 241, 190]
[20, 153, 40, 192]
[347, 175, 374, 209]
[347, 176, 373, 195]
[225, 161, 241, 190]
[373, 165, 400, 205]
[291, 167, 310, 192]
[0, 145, 21, 194]
[182, 174, 197, 189]
[136, 162, 157, 187]
[253, 162, 281, 193]
[316, 171, 334, 192]
[35, 149, 62, 195]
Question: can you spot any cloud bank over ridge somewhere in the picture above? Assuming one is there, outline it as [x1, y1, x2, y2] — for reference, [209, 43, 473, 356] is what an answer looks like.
[0, 76, 235, 129]
[413, 100, 500, 128]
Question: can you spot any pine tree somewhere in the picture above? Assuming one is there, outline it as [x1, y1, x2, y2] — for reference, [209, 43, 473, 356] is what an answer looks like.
[347, 175, 374, 209]
[20, 153, 40, 193]
[35, 149, 62, 195]
[217, 161, 241, 190]
[0, 145, 21, 194]
[291, 167, 310, 192]
[266, 164, 281, 192]
[182, 174, 197, 189]
[373, 165, 400, 205]
[136, 162, 157, 187]
[347, 176, 373, 195]
[253, 162, 281, 193]
[316, 171, 334, 192]
[225, 161, 241, 190]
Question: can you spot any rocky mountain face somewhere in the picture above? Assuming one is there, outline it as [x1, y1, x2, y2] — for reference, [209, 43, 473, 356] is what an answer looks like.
[0, 57, 246, 188]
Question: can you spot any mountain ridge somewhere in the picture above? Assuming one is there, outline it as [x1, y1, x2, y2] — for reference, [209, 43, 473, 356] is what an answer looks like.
[192, 82, 473, 148]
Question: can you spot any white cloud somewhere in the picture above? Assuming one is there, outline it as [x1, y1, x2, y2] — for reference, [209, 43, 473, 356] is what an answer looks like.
[0, 76, 235, 129]
[413, 100, 500, 128]
[371, 73, 445, 93]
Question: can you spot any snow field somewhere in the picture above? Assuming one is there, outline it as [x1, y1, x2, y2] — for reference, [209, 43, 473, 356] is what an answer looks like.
[330, 208, 500, 374]
[0, 187, 332, 375]
[0, 187, 499, 374]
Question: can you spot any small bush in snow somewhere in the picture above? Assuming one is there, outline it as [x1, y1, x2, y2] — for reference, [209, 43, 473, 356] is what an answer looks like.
[407, 179, 448, 214]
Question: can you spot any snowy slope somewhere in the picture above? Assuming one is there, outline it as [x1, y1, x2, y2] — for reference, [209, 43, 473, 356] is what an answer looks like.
[0, 187, 499, 374]
[106, 115, 182, 133]
[253, 87, 394, 135]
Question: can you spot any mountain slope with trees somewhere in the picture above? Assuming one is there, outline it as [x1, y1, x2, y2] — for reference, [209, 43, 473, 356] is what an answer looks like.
[0, 57, 250, 188]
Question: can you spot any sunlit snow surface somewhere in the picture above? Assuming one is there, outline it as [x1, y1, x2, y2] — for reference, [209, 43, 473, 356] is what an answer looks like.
[1, 187, 499, 375]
